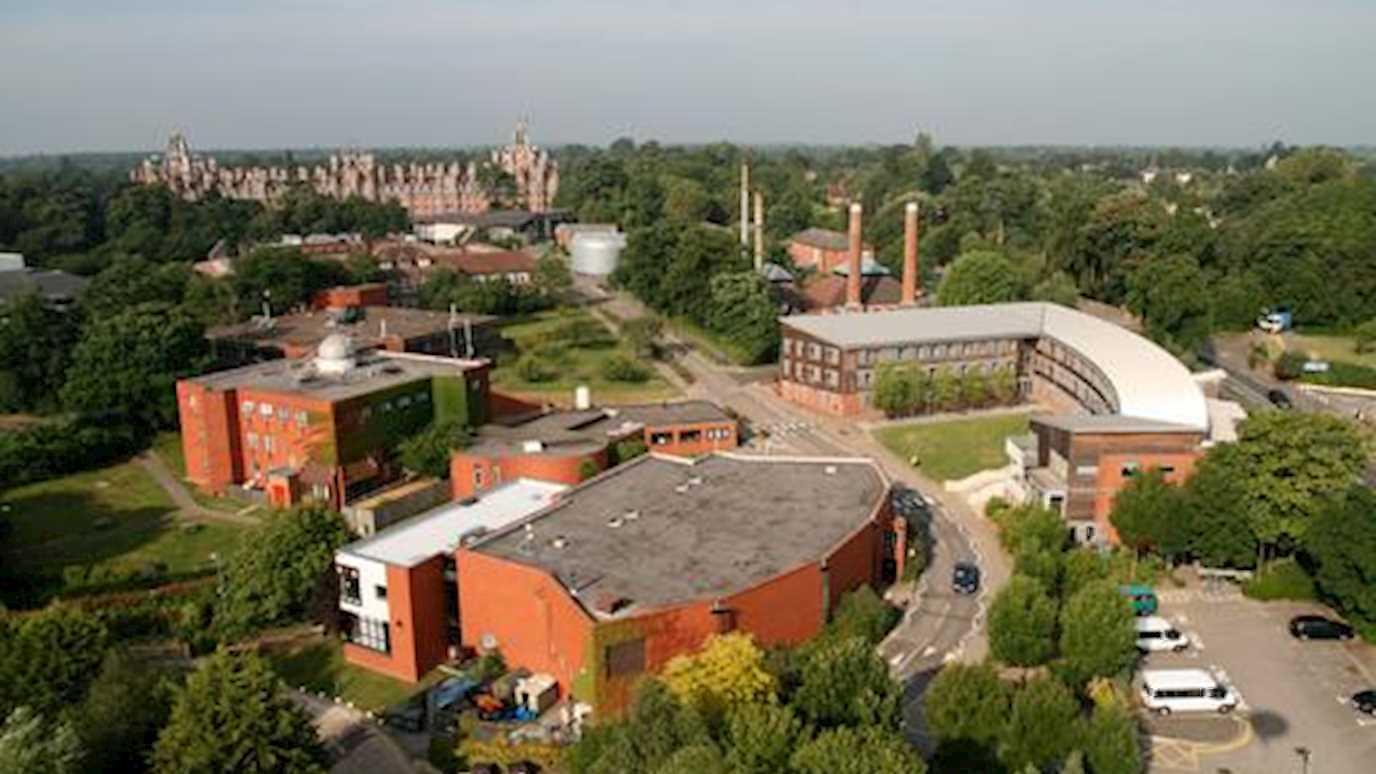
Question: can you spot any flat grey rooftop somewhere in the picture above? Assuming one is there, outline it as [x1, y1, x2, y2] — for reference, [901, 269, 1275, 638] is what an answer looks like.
[469, 401, 732, 457]
[1030, 414, 1204, 435]
[190, 350, 485, 401]
[209, 306, 495, 349]
[471, 453, 887, 616]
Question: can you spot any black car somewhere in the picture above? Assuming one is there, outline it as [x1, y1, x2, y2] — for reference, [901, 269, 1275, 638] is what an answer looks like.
[1289, 615, 1355, 640]
[952, 561, 980, 595]
[1267, 389, 1293, 409]
[1352, 690, 1376, 716]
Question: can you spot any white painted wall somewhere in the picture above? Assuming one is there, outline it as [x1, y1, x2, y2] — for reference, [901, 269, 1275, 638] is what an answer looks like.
[334, 551, 391, 622]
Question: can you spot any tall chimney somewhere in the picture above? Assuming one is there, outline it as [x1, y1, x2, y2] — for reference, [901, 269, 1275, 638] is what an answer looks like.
[901, 202, 920, 305]
[753, 190, 765, 270]
[739, 162, 750, 247]
[846, 202, 863, 309]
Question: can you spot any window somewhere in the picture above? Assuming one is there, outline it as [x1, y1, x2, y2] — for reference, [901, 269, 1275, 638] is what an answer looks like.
[380, 401, 392, 412]
[825, 347, 840, 365]
[241, 400, 255, 415]
[276, 406, 289, 422]
[338, 566, 361, 604]
[259, 402, 273, 417]
[263, 435, 274, 453]
[350, 615, 390, 653]
[374, 584, 388, 601]
[679, 429, 702, 443]
[473, 466, 486, 487]
[247, 432, 259, 450]
[296, 410, 309, 426]
[417, 391, 430, 403]
[650, 431, 673, 446]
[397, 396, 411, 408]
[1121, 462, 1140, 478]
[605, 638, 646, 678]
[824, 369, 839, 388]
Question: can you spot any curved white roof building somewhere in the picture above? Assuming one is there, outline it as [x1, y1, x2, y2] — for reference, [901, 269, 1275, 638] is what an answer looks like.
[780, 302, 1209, 430]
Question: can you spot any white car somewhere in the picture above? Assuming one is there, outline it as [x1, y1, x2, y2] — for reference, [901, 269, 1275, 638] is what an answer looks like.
[1135, 616, 1189, 653]
[1140, 668, 1237, 715]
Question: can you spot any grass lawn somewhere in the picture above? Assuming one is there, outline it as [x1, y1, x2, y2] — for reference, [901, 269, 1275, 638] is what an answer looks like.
[151, 431, 261, 515]
[0, 459, 243, 581]
[873, 412, 1031, 481]
[1285, 332, 1376, 369]
[266, 637, 438, 713]
[490, 308, 680, 405]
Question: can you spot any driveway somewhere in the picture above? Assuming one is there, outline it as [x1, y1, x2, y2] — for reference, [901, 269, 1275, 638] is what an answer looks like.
[293, 691, 416, 774]
[1140, 590, 1376, 773]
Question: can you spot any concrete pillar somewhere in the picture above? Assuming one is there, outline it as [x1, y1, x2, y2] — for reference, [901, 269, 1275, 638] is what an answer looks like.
[902, 202, 920, 305]
[753, 191, 764, 271]
[846, 202, 863, 309]
[739, 162, 750, 247]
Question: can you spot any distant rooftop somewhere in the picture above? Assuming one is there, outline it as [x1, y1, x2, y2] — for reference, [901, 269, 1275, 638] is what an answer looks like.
[208, 306, 495, 353]
[190, 348, 486, 402]
[468, 402, 733, 458]
[341, 479, 566, 567]
[790, 228, 851, 251]
[471, 453, 887, 616]
[1030, 414, 1203, 435]
[0, 266, 89, 304]
[782, 302, 1209, 430]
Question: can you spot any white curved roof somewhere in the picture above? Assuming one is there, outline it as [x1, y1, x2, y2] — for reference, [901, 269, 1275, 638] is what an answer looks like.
[781, 302, 1209, 430]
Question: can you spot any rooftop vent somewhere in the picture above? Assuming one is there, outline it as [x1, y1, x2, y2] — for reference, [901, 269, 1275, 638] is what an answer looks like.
[522, 440, 545, 453]
[674, 484, 690, 494]
[824, 465, 838, 475]
[551, 535, 570, 550]
[607, 516, 624, 529]
[523, 524, 535, 541]
[623, 510, 640, 522]
[687, 476, 703, 486]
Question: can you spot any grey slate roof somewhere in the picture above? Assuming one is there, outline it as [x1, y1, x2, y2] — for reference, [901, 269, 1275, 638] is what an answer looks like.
[0, 268, 89, 304]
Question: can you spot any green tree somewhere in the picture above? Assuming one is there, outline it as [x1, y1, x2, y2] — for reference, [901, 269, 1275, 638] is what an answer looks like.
[60, 301, 207, 429]
[622, 317, 665, 359]
[602, 353, 652, 383]
[661, 633, 776, 724]
[1182, 444, 1260, 568]
[533, 252, 573, 302]
[722, 702, 805, 774]
[987, 574, 1058, 667]
[0, 293, 80, 413]
[214, 504, 349, 636]
[1125, 254, 1214, 350]
[568, 681, 710, 774]
[1066, 192, 1167, 303]
[0, 606, 110, 718]
[69, 649, 174, 773]
[959, 367, 990, 408]
[924, 662, 1010, 761]
[0, 707, 83, 774]
[793, 636, 901, 730]
[999, 676, 1079, 772]
[828, 585, 900, 645]
[654, 742, 727, 774]
[152, 651, 328, 774]
[931, 366, 961, 410]
[707, 271, 780, 364]
[1305, 485, 1376, 627]
[231, 246, 351, 316]
[1079, 701, 1142, 774]
[1110, 468, 1191, 562]
[872, 362, 919, 417]
[937, 250, 1024, 306]
[1059, 580, 1137, 685]
[397, 417, 471, 478]
[1030, 270, 1080, 307]
[790, 726, 926, 774]
[1061, 548, 1110, 599]
[1354, 318, 1376, 354]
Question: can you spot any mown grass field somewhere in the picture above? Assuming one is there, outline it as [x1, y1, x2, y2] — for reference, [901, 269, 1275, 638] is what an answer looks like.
[873, 412, 1032, 481]
[489, 308, 680, 405]
[266, 637, 440, 712]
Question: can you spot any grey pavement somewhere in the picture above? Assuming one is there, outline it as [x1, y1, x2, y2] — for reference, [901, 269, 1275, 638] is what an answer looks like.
[293, 690, 417, 774]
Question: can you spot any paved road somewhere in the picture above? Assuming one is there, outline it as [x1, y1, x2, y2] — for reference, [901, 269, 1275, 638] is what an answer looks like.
[592, 291, 1004, 748]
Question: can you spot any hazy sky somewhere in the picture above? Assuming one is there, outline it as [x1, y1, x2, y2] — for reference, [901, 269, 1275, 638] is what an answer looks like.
[2, 0, 1373, 154]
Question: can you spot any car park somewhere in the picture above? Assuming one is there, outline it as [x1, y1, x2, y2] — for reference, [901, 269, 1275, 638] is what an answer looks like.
[952, 561, 980, 595]
[1139, 668, 1238, 715]
[1288, 615, 1355, 640]
[1135, 616, 1189, 653]
[1352, 690, 1376, 716]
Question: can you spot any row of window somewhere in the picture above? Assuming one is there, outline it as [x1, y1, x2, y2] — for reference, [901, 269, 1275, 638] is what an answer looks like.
[349, 615, 391, 654]
[647, 426, 733, 445]
[856, 338, 1018, 365]
[242, 401, 311, 427]
[782, 359, 840, 389]
[357, 390, 431, 422]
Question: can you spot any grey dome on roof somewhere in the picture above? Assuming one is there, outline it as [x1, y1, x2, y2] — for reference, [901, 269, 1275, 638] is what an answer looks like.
[315, 333, 357, 375]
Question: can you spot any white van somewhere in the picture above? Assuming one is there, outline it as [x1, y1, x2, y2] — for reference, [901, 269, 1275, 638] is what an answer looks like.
[1140, 668, 1237, 715]
[1135, 616, 1189, 653]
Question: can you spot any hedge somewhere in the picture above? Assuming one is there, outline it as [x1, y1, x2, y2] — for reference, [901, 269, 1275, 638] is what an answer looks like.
[0, 416, 148, 492]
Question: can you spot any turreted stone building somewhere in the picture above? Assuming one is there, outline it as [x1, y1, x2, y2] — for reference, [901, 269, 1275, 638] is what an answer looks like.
[130, 121, 559, 217]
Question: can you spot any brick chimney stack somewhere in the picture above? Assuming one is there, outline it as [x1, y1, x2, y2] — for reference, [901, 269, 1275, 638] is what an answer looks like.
[901, 202, 920, 305]
[846, 202, 863, 309]
[753, 190, 764, 271]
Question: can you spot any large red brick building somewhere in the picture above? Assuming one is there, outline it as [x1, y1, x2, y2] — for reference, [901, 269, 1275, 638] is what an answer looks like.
[450, 401, 738, 499]
[177, 336, 491, 510]
[331, 453, 902, 714]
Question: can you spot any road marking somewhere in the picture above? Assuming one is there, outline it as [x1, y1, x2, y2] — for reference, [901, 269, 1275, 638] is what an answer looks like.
[921, 645, 937, 658]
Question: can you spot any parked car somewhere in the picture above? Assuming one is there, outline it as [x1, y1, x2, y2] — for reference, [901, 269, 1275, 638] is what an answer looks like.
[1135, 616, 1189, 653]
[952, 561, 980, 595]
[1267, 389, 1293, 409]
[1351, 690, 1376, 716]
[1120, 584, 1159, 616]
[1289, 615, 1355, 640]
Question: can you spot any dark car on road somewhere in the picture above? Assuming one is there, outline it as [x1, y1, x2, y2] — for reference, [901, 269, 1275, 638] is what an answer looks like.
[1289, 615, 1355, 640]
[1352, 690, 1376, 716]
[952, 561, 980, 595]
[1267, 388, 1293, 409]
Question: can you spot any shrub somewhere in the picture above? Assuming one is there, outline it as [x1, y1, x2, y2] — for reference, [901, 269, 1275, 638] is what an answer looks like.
[0, 418, 148, 491]
[514, 355, 557, 383]
[601, 354, 651, 383]
[828, 586, 900, 645]
[1242, 558, 1317, 601]
[1273, 350, 1307, 380]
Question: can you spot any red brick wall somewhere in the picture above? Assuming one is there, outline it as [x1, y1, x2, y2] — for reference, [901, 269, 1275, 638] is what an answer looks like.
[450, 448, 608, 500]
[643, 421, 738, 457]
[176, 381, 243, 493]
[235, 389, 336, 490]
[788, 243, 850, 273]
[823, 499, 892, 612]
[1094, 451, 1202, 543]
[778, 379, 862, 416]
[313, 284, 389, 309]
[456, 549, 594, 694]
[489, 391, 544, 419]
